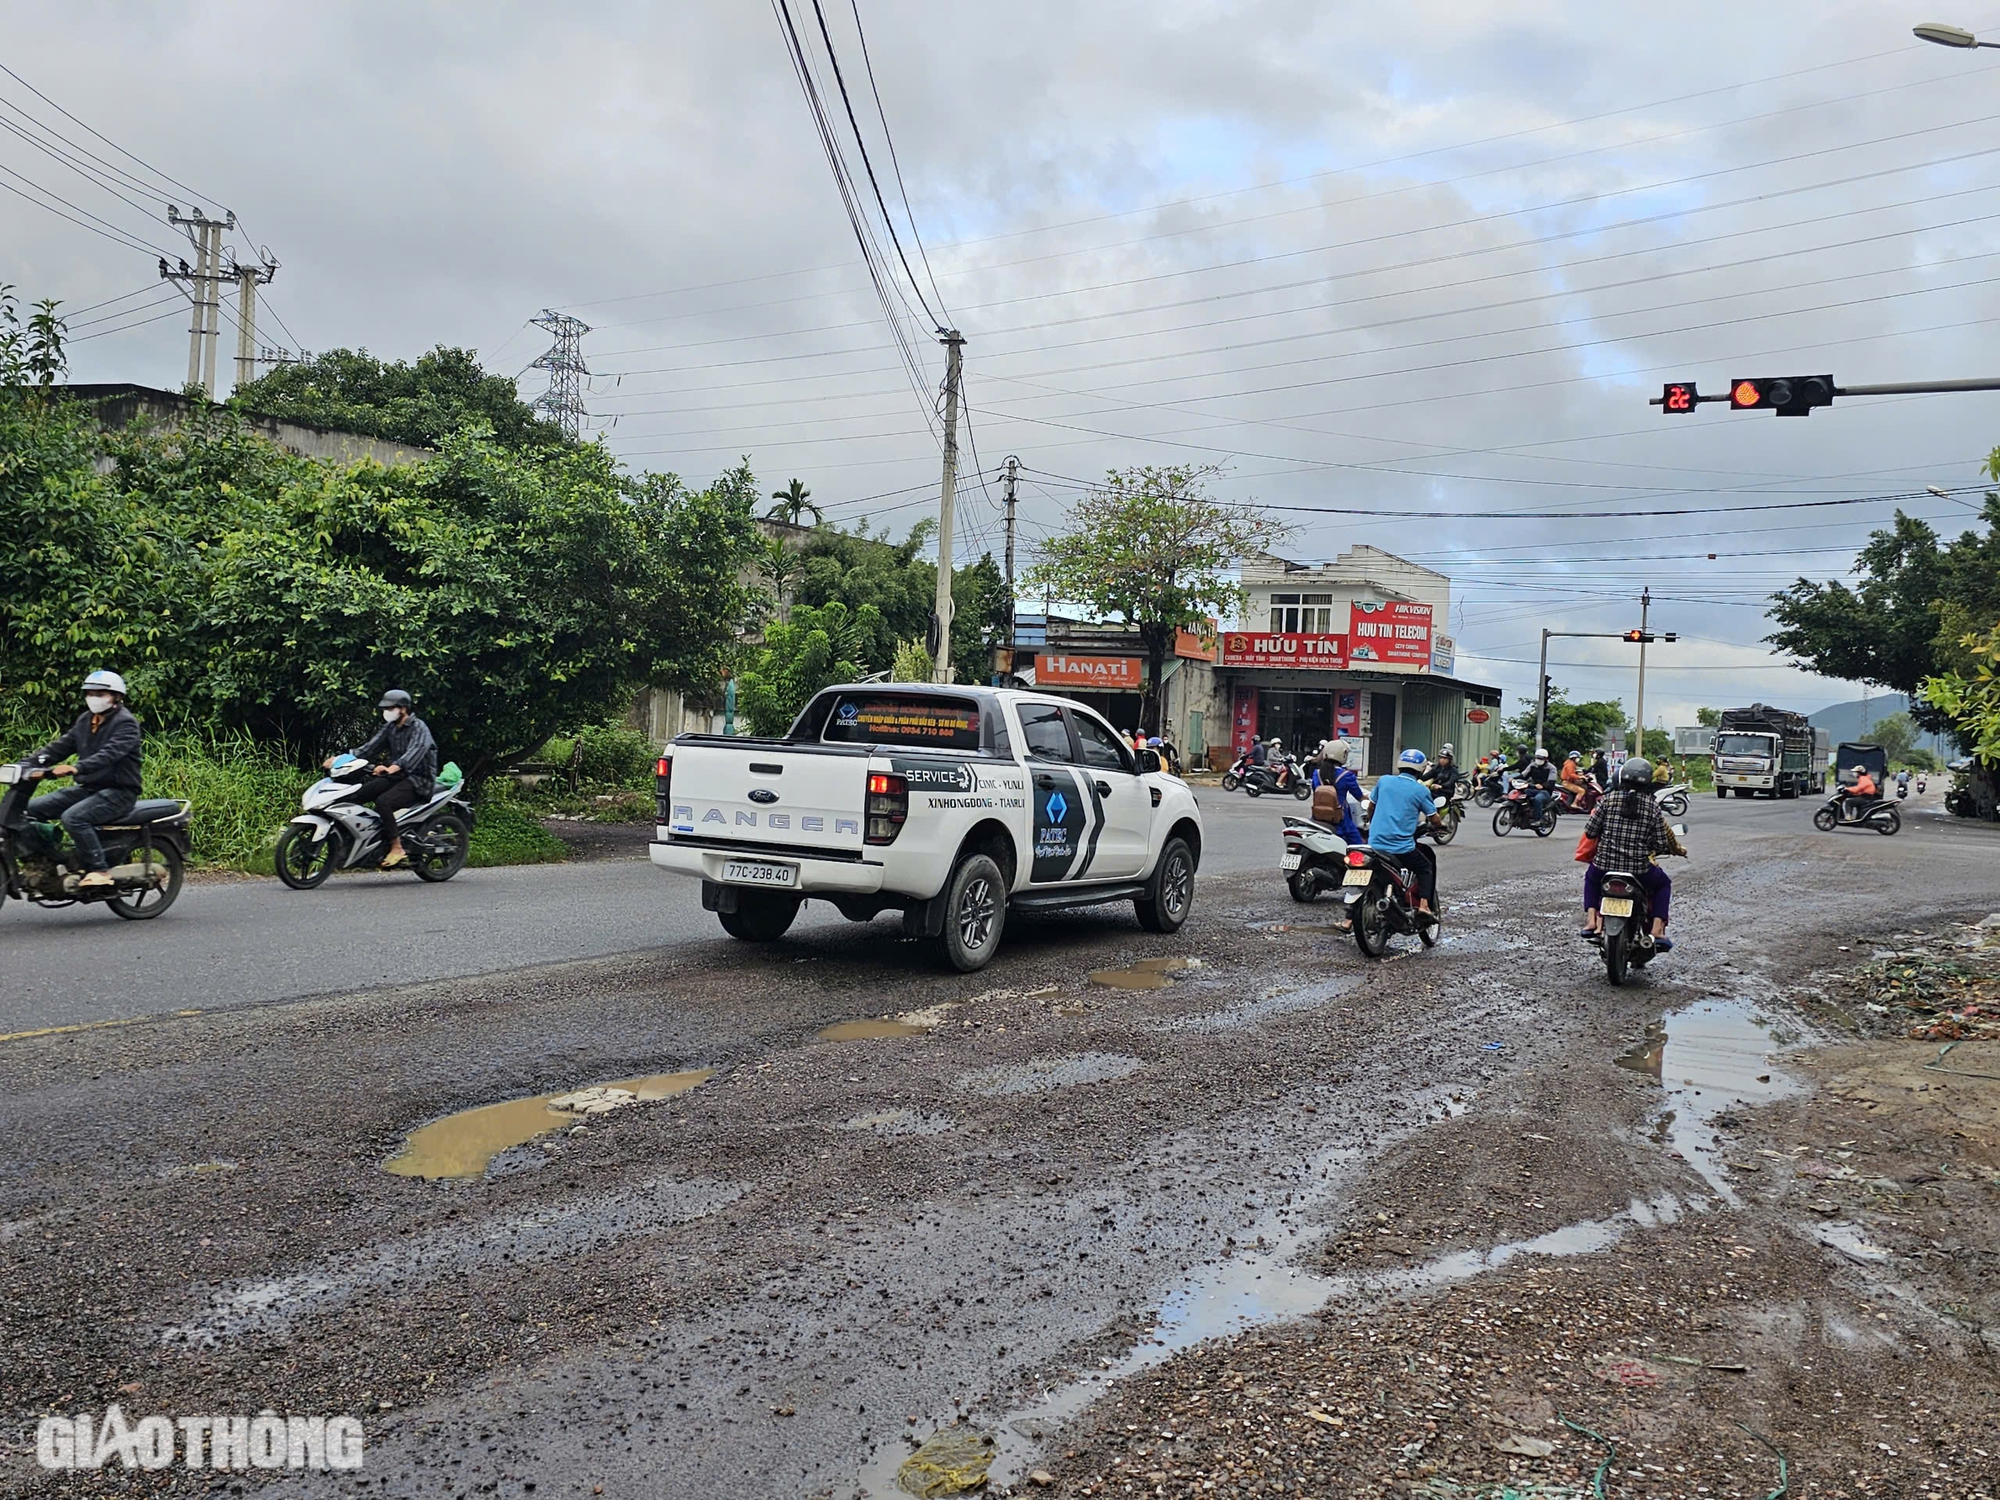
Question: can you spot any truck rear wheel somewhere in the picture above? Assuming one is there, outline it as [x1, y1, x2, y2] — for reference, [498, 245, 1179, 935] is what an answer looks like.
[718, 890, 800, 942]
[938, 852, 1006, 972]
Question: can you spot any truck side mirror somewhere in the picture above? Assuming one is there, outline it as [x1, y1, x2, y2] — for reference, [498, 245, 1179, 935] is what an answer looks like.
[1136, 749, 1162, 774]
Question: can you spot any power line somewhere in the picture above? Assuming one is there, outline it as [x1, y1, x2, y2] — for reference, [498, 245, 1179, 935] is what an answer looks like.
[0, 163, 173, 257]
[0, 62, 222, 209]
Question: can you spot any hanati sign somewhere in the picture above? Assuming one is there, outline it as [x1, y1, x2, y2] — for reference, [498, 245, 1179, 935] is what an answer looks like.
[1217, 632, 1347, 669]
[1350, 600, 1432, 667]
[1035, 653, 1142, 690]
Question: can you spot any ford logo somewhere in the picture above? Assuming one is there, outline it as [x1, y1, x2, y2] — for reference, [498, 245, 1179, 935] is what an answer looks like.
[747, 789, 779, 804]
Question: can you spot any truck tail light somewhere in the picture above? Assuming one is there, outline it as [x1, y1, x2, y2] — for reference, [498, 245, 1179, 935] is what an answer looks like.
[865, 772, 908, 846]
[654, 755, 672, 823]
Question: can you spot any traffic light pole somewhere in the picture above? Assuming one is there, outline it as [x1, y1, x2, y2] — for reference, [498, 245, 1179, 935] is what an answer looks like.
[1533, 620, 1675, 756]
[1655, 373, 2000, 415]
[1635, 587, 1651, 751]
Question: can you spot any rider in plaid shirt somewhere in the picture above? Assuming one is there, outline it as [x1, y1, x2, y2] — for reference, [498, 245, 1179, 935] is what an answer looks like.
[1579, 758, 1686, 949]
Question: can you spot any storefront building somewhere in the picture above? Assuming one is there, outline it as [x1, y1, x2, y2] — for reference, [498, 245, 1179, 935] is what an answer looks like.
[1221, 546, 1501, 775]
[1005, 615, 1224, 759]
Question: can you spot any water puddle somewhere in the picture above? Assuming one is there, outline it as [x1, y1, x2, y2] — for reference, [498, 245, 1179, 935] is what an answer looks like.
[1813, 1220, 1892, 1264]
[1161, 976, 1355, 1035]
[382, 1069, 713, 1180]
[862, 1182, 1682, 1497]
[892, 1427, 995, 1496]
[1087, 956, 1202, 990]
[957, 1052, 1144, 1097]
[818, 1019, 932, 1041]
[1617, 998, 1802, 1204]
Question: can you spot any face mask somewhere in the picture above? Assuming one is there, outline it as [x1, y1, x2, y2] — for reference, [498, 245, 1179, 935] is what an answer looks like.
[383, 709, 402, 723]
[85, 694, 114, 714]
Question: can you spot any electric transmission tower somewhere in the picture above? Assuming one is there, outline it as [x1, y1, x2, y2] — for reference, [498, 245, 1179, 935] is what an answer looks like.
[529, 310, 591, 439]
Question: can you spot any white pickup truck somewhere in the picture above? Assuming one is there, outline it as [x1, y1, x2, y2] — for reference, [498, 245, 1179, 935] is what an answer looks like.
[649, 684, 1204, 971]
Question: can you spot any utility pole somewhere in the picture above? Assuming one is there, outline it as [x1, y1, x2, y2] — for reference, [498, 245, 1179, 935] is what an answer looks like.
[1535, 629, 1551, 753]
[163, 207, 235, 398]
[1634, 586, 1652, 754]
[529, 310, 591, 440]
[231, 255, 278, 393]
[1001, 454, 1019, 599]
[930, 329, 965, 684]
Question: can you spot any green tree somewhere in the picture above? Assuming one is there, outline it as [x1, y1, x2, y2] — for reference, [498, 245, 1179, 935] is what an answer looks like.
[735, 600, 881, 736]
[1505, 687, 1627, 758]
[890, 640, 932, 682]
[1867, 711, 1919, 765]
[230, 346, 568, 452]
[1640, 727, 1672, 761]
[1694, 706, 1720, 727]
[0, 284, 69, 389]
[792, 518, 1007, 686]
[1023, 464, 1292, 734]
[766, 477, 821, 527]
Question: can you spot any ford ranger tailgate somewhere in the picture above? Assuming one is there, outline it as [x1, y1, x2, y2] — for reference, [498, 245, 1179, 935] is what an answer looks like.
[661, 741, 868, 855]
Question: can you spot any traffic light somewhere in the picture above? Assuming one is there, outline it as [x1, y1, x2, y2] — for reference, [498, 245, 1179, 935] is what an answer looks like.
[1659, 381, 1698, 413]
[1620, 631, 1678, 643]
[1727, 375, 1834, 416]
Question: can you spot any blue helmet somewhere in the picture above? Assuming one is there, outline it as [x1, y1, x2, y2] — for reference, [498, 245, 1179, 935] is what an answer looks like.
[1398, 747, 1428, 770]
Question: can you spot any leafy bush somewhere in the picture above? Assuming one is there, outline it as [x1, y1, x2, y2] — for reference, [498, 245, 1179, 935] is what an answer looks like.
[574, 723, 654, 786]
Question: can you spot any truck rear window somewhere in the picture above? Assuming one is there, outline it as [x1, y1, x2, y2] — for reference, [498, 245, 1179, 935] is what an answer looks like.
[821, 693, 983, 750]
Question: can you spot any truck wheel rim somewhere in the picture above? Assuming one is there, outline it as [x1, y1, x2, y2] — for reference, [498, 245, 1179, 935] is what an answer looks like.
[1163, 851, 1192, 918]
[958, 875, 997, 950]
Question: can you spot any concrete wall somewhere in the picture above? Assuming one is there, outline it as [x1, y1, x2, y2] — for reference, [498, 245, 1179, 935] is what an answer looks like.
[66, 384, 435, 469]
[1237, 545, 1452, 626]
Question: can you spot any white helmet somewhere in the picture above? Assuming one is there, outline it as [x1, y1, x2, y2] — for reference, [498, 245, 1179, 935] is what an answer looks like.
[1534, 746, 1549, 761]
[82, 669, 128, 697]
[1324, 739, 1351, 766]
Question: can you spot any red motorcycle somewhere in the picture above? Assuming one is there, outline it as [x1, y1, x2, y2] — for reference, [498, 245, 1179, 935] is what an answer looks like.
[1491, 784, 1558, 837]
[1556, 777, 1603, 816]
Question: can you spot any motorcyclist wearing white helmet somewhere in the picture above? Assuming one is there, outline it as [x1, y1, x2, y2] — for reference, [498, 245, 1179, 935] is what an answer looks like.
[1521, 746, 1558, 820]
[28, 670, 144, 890]
[325, 689, 439, 869]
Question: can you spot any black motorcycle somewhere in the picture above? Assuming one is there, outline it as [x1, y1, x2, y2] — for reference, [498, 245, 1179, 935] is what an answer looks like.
[1592, 868, 1658, 986]
[1243, 755, 1312, 800]
[1473, 768, 1506, 808]
[1339, 831, 1443, 958]
[1812, 791, 1900, 836]
[0, 755, 189, 920]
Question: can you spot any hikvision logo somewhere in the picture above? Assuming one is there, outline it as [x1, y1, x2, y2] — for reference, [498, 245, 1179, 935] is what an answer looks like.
[36, 1405, 365, 1471]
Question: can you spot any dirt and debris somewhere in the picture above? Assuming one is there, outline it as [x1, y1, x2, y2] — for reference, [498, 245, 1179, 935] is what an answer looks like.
[1818, 918, 2000, 1040]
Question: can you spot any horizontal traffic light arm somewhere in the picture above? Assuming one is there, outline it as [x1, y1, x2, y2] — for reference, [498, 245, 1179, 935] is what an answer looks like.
[1655, 374, 2000, 415]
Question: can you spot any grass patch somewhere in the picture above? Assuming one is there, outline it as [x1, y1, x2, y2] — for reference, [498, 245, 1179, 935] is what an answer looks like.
[467, 787, 568, 868]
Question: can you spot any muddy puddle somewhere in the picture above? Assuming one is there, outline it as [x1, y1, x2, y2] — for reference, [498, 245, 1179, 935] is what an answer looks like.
[1087, 956, 1202, 990]
[818, 1019, 932, 1041]
[1160, 976, 1355, 1035]
[1617, 997, 1802, 1203]
[383, 1069, 713, 1180]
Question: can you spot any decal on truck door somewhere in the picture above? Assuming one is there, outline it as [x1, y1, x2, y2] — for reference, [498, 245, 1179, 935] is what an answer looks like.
[1031, 771, 1085, 882]
[1030, 769, 1103, 882]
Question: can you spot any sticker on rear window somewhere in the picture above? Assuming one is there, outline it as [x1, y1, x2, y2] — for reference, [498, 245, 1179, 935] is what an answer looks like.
[823, 696, 981, 749]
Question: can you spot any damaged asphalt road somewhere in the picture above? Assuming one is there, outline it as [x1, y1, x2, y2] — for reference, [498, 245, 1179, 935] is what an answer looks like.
[2, 797, 1998, 1497]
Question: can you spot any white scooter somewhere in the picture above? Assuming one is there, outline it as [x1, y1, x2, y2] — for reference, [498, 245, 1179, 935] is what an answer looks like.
[273, 755, 474, 889]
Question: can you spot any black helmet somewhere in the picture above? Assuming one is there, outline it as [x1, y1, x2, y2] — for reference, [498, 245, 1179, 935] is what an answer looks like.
[378, 689, 414, 711]
[1619, 757, 1653, 786]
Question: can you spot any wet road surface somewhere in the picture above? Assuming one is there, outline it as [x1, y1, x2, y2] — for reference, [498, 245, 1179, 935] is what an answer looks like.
[2, 788, 1994, 1497]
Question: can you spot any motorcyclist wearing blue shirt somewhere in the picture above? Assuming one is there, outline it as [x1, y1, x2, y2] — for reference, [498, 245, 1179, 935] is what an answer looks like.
[1320, 738, 1366, 843]
[1366, 747, 1442, 925]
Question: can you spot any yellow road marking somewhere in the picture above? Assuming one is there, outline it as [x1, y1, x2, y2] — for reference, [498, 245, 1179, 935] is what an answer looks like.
[0, 1009, 202, 1045]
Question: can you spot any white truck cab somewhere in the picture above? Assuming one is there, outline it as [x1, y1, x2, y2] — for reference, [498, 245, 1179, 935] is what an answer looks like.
[649, 684, 1204, 970]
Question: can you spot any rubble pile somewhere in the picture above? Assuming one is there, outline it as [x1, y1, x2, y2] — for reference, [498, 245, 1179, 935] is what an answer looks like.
[1831, 918, 2000, 1041]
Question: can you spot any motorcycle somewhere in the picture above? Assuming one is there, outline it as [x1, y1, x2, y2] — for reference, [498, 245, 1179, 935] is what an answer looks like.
[1472, 768, 1507, 809]
[1339, 804, 1447, 958]
[0, 754, 189, 920]
[1220, 753, 1250, 792]
[1916, 775, 1928, 794]
[1588, 822, 1690, 986]
[1243, 755, 1312, 800]
[1653, 781, 1691, 819]
[1279, 813, 1350, 904]
[1491, 784, 1558, 837]
[1555, 777, 1603, 816]
[1895, 775, 1910, 801]
[1427, 786, 1467, 846]
[273, 755, 475, 889]
[1811, 789, 1900, 837]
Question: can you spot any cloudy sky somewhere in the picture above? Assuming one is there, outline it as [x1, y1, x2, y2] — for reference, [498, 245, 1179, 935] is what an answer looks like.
[9, 0, 2000, 728]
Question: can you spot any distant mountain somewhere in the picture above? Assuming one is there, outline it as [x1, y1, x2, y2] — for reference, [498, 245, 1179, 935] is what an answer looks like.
[1807, 693, 1952, 754]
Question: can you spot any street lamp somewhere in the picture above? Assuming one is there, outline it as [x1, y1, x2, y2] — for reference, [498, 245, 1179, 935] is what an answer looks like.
[1914, 22, 2000, 46]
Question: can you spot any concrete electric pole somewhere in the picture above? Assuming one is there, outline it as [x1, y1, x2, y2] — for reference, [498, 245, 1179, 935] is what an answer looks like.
[929, 329, 965, 685]
[1001, 454, 1019, 599]
[232, 255, 278, 392]
[162, 207, 239, 397]
[1634, 586, 1652, 753]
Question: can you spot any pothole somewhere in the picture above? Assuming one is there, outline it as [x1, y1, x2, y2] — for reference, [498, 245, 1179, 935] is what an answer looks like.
[382, 1069, 713, 1180]
[1087, 957, 1202, 990]
[836, 1108, 954, 1137]
[1617, 997, 1803, 1203]
[819, 1019, 932, 1042]
[957, 1052, 1144, 1097]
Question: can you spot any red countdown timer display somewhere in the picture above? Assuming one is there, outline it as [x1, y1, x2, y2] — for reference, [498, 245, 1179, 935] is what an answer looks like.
[1660, 381, 1697, 413]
